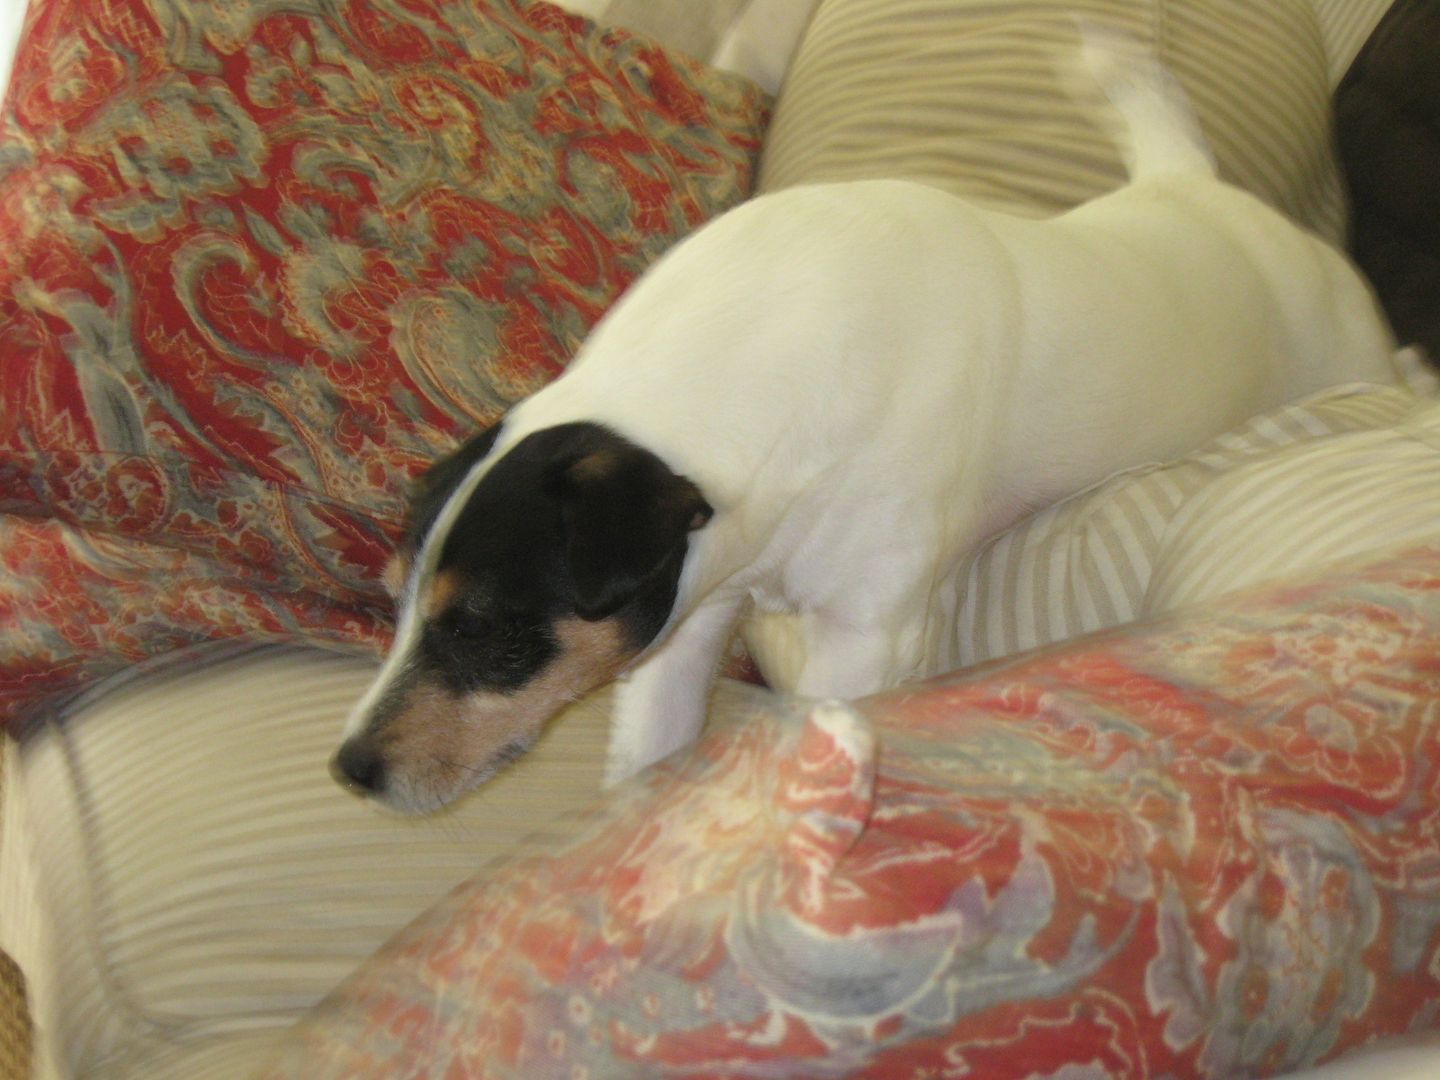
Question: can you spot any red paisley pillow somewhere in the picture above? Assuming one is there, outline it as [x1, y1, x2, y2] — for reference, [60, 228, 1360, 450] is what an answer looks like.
[0, 0, 768, 724]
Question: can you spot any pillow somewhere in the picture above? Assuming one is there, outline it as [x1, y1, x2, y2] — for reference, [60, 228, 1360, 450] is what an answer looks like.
[603, 0, 755, 69]
[1, 644, 619, 1076]
[946, 381, 1436, 667]
[0, 515, 394, 722]
[758, 0, 1347, 242]
[1307, 0, 1394, 85]
[1142, 395, 1440, 615]
[603, 0, 822, 93]
[257, 544, 1440, 1079]
[0, 0, 768, 724]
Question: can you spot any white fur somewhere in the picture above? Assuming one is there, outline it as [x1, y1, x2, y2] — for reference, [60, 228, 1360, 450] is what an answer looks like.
[374, 42, 1400, 786]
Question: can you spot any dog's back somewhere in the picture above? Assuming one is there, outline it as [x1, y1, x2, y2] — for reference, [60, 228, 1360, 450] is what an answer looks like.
[982, 31, 1397, 510]
[738, 35, 1400, 688]
[1078, 26, 1395, 389]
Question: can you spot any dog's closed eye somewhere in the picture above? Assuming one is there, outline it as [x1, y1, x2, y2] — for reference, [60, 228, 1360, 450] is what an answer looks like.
[424, 602, 561, 696]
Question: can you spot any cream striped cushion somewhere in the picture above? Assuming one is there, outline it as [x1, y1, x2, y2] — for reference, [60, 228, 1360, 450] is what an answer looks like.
[592, 0, 820, 93]
[1143, 396, 1440, 615]
[0, 647, 616, 1078]
[945, 383, 1439, 667]
[1307, 0, 1394, 85]
[758, 0, 1347, 243]
[601, 0, 754, 68]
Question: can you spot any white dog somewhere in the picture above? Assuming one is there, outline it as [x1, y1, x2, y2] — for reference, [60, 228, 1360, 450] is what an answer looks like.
[334, 40, 1397, 812]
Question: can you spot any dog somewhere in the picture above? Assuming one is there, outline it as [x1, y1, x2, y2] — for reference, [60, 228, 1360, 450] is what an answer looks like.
[333, 38, 1399, 813]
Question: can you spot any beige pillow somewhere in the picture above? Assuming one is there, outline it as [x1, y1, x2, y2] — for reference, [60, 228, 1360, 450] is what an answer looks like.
[1307, 0, 1395, 85]
[1, 648, 608, 1077]
[943, 382, 1437, 667]
[1141, 396, 1440, 616]
[602, 0, 820, 93]
[759, 0, 1346, 242]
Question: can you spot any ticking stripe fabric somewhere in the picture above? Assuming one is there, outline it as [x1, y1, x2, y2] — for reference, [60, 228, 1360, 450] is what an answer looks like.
[0, 645, 624, 1079]
[603, 0, 754, 67]
[1144, 397, 1440, 615]
[591, 0, 820, 93]
[758, 0, 1346, 243]
[945, 383, 1440, 668]
[1309, 0, 1395, 84]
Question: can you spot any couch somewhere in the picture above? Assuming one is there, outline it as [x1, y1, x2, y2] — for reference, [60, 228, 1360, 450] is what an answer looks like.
[3, 0, 1438, 1077]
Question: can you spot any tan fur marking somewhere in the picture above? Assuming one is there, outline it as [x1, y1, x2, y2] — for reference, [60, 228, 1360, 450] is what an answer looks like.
[368, 617, 635, 812]
[422, 569, 463, 620]
[381, 553, 411, 599]
[568, 448, 622, 484]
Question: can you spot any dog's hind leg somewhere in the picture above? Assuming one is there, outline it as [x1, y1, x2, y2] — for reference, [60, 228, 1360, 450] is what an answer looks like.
[740, 610, 810, 692]
[604, 595, 744, 786]
[789, 605, 925, 702]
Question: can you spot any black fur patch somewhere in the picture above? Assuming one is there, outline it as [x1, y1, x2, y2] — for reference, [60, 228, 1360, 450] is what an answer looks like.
[402, 422, 504, 554]
[404, 422, 711, 693]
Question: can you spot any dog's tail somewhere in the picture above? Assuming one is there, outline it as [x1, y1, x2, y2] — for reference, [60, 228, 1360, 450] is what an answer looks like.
[1071, 22, 1217, 181]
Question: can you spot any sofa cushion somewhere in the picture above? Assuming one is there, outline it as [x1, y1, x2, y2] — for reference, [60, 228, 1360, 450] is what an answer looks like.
[1308, 0, 1394, 86]
[256, 544, 1440, 1078]
[759, 0, 1347, 242]
[0, 0, 768, 725]
[1141, 392, 1440, 615]
[603, 0, 822, 93]
[949, 380, 1440, 666]
[0, 643, 677, 1077]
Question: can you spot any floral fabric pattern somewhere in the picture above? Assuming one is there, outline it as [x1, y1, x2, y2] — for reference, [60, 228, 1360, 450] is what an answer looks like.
[259, 546, 1440, 1079]
[0, 0, 768, 724]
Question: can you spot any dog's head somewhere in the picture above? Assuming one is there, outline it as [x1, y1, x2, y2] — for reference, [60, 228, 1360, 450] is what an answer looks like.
[333, 421, 712, 812]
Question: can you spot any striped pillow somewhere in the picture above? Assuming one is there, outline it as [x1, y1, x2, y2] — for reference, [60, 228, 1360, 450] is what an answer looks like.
[758, 0, 1346, 242]
[1142, 396, 1440, 616]
[0, 645, 620, 1076]
[946, 382, 1438, 667]
[1308, 0, 1395, 85]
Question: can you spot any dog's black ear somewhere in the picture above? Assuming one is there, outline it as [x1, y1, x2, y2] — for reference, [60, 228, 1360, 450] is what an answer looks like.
[552, 440, 712, 620]
[404, 422, 503, 547]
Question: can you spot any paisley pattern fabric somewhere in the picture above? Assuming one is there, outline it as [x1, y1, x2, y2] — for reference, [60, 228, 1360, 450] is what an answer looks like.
[0, 0, 768, 724]
[259, 545, 1440, 1079]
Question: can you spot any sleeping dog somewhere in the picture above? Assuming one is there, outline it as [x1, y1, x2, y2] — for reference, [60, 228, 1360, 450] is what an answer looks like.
[334, 41, 1398, 812]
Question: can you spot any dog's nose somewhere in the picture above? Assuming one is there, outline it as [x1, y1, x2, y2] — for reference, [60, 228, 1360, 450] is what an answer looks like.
[331, 738, 386, 796]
